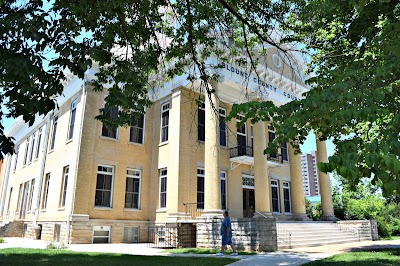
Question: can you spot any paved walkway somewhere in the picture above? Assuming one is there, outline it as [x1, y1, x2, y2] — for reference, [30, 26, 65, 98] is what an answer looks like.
[1, 237, 400, 265]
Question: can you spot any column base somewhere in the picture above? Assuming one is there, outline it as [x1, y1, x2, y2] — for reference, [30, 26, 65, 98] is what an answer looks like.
[321, 214, 337, 221]
[200, 209, 224, 219]
[253, 212, 274, 219]
[291, 213, 312, 221]
[165, 212, 189, 222]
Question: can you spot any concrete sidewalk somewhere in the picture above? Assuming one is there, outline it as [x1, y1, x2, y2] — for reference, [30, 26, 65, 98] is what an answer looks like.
[1, 237, 400, 266]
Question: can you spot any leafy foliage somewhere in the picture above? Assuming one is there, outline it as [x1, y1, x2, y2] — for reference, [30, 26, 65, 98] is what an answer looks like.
[332, 174, 400, 238]
[228, 0, 400, 196]
[0, 0, 296, 157]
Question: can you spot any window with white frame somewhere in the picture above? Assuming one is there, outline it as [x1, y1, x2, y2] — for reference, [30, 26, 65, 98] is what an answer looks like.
[23, 136, 30, 166]
[159, 169, 167, 209]
[49, 115, 58, 151]
[92, 226, 111, 243]
[197, 169, 204, 209]
[271, 180, 280, 212]
[17, 183, 23, 212]
[28, 131, 36, 163]
[95, 165, 114, 207]
[35, 127, 42, 160]
[28, 179, 35, 211]
[60, 166, 69, 208]
[281, 142, 288, 161]
[125, 169, 141, 209]
[283, 182, 291, 213]
[160, 102, 170, 143]
[41, 173, 51, 209]
[67, 99, 78, 140]
[242, 175, 254, 188]
[236, 115, 247, 156]
[101, 103, 118, 139]
[220, 171, 227, 210]
[123, 227, 139, 243]
[7, 188, 13, 213]
[219, 108, 227, 146]
[13, 145, 19, 172]
[197, 102, 205, 141]
[268, 125, 277, 159]
[130, 113, 145, 144]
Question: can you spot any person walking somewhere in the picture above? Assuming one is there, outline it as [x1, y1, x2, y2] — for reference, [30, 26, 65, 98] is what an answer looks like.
[216, 210, 238, 256]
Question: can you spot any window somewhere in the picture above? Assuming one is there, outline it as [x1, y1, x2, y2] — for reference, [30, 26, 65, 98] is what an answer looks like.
[281, 142, 288, 161]
[268, 125, 277, 158]
[7, 188, 13, 213]
[67, 99, 78, 140]
[35, 127, 42, 159]
[17, 184, 23, 212]
[28, 180, 35, 211]
[130, 114, 144, 144]
[41, 173, 51, 209]
[125, 169, 141, 209]
[160, 102, 170, 143]
[221, 171, 226, 210]
[250, 125, 254, 148]
[92, 226, 111, 243]
[23, 137, 30, 166]
[50, 115, 58, 151]
[28, 131, 36, 163]
[101, 103, 118, 139]
[198, 102, 205, 141]
[13, 145, 19, 172]
[197, 169, 204, 209]
[159, 169, 167, 208]
[271, 180, 280, 212]
[123, 227, 139, 243]
[60, 166, 69, 208]
[283, 182, 291, 213]
[95, 165, 114, 207]
[219, 108, 227, 146]
[236, 115, 247, 156]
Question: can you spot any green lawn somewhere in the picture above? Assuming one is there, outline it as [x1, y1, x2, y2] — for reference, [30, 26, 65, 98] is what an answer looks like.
[164, 247, 256, 255]
[303, 248, 400, 266]
[0, 248, 238, 266]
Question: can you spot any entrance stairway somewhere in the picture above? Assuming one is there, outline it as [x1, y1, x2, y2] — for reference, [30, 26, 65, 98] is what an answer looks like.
[276, 221, 364, 249]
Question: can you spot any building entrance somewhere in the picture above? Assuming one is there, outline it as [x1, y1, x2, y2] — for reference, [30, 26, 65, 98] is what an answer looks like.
[242, 188, 255, 218]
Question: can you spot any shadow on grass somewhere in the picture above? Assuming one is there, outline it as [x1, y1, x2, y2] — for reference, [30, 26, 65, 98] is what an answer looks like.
[164, 247, 257, 255]
[303, 248, 400, 266]
[0, 248, 238, 266]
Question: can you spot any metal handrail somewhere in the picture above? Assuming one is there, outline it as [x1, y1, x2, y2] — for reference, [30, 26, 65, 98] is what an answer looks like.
[0, 210, 21, 223]
[230, 146, 253, 158]
[332, 222, 361, 241]
[183, 203, 203, 220]
[255, 211, 292, 249]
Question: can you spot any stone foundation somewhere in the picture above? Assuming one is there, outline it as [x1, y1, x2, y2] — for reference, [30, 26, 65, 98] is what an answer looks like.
[196, 217, 277, 252]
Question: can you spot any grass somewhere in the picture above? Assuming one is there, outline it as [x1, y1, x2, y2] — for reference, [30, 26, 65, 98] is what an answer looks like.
[383, 236, 400, 241]
[0, 248, 238, 266]
[164, 247, 257, 255]
[303, 248, 400, 266]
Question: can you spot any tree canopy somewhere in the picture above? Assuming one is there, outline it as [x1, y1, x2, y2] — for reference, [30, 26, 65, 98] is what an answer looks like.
[1, 0, 399, 196]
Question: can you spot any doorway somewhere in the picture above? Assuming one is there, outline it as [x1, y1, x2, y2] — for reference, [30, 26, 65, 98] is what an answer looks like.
[243, 188, 255, 218]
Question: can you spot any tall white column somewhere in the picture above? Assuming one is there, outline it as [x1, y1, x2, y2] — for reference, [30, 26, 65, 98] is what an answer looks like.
[288, 144, 308, 220]
[202, 81, 222, 218]
[316, 139, 335, 220]
[253, 121, 272, 216]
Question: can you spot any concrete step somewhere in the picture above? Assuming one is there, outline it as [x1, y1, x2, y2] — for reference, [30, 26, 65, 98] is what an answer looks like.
[276, 221, 362, 249]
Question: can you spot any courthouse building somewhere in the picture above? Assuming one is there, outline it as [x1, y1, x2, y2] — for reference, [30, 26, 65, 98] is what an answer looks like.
[0, 49, 335, 245]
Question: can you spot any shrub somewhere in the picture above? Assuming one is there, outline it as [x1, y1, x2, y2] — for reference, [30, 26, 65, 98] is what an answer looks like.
[0, 237, 4, 243]
[46, 241, 66, 249]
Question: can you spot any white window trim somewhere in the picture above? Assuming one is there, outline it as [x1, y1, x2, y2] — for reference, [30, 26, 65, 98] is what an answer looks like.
[219, 108, 227, 147]
[67, 98, 78, 141]
[34, 127, 43, 161]
[159, 168, 167, 209]
[220, 171, 227, 210]
[242, 174, 254, 189]
[49, 115, 58, 152]
[129, 112, 145, 145]
[95, 165, 114, 208]
[92, 226, 111, 243]
[283, 181, 292, 213]
[125, 168, 141, 209]
[237, 114, 247, 145]
[271, 179, 280, 213]
[23, 136, 30, 166]
[160, 102, 170, 144]
[197, 168, 205, 209]
[28, 131, 36, 164]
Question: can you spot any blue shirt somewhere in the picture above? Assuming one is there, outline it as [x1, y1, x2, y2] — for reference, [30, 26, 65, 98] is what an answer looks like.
[221, 217, 232, 237]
